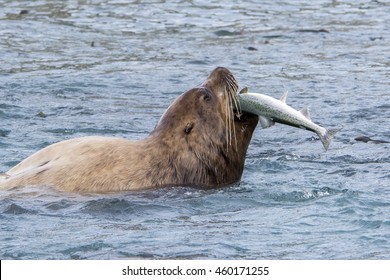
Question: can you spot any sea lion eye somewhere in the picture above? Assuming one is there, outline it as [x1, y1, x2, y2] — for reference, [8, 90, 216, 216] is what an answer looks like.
[203, 91, 211, 101]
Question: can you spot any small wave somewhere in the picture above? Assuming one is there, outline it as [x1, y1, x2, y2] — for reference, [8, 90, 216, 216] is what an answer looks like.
[271, 187, 345, 203]
[3, 203, 37, 215]
[214, 30, 242, 36]
[44, 199, 76, 211]
[81, 198, 134, 215]
[354, 219, 383, 230]
[60, 241, 113, 259]
[0, 129, 11, 137]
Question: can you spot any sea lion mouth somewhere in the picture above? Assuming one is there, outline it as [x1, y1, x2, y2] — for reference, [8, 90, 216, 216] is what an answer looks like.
[233, 109, 258, 122]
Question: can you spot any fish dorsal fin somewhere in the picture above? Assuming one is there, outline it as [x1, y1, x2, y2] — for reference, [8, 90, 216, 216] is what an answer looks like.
[239, 87, 249, 94]
[259, 116, 275, 128]
[280, 91, 288, 103]
[300, 106, 311, 120]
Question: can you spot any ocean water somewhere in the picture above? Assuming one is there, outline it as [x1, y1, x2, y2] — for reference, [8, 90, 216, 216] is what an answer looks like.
[0, 0, 389, 259]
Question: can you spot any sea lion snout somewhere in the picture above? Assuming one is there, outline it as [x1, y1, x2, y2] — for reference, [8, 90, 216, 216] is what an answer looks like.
[201, 67, 238, 97]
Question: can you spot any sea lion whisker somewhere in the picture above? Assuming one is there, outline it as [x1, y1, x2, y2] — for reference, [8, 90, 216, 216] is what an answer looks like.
[226, 94, 233, 148]
[227, 88, 233, 147]
[231, 89, 241, 114]
[225, 96, 231, 152]
[225, 80, 239, 152]
[231, 102, 238, 151]
[232, 100, 238, 151]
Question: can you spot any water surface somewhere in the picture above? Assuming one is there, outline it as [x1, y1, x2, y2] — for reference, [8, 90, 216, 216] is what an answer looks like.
[1, 0, 389, 259]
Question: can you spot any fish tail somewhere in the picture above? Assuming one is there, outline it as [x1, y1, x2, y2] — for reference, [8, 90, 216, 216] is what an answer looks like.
[319, 128, 340, 151]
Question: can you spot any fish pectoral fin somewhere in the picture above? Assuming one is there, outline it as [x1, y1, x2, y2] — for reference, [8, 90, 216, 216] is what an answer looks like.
[279, 91, 288, 103]
[239, 87, 249, 94]
[300, 106, 311, 120]
[259, 116, 275, 128]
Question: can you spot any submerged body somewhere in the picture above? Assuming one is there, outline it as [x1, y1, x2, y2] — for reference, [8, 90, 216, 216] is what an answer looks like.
[237, 91, 338, 150]
[0, 68, 258, 192]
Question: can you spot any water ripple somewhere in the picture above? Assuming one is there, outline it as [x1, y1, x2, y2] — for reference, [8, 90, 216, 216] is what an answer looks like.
[270, 187, 345, 203]
[3, 203, 37, 215]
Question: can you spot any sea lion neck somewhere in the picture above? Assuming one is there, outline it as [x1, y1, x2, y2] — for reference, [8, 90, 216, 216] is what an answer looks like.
[143, 128, 246, 188]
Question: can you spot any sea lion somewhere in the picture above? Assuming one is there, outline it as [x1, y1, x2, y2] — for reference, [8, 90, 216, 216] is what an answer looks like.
[0, 67, 259, 192]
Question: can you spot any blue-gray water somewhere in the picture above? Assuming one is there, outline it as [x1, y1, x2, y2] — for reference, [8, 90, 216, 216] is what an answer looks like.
[1, 0, 389, 259]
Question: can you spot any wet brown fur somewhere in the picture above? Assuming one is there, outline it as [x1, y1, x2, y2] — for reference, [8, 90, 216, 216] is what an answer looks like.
[0, 67, 258, 192]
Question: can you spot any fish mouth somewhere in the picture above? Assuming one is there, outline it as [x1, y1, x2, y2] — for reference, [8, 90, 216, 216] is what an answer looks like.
[232, 92, 258, 123]
[232, 88, 259, 123]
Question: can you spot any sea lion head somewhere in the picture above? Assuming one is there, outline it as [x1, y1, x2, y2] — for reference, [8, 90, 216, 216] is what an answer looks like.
[150, 67, 259, 187]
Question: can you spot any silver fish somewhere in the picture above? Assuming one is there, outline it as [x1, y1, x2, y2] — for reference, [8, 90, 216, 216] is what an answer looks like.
[236, 88, 339, 150]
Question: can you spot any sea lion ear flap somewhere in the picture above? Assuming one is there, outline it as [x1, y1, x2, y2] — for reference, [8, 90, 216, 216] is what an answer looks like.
[184, 122, 194, 134]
